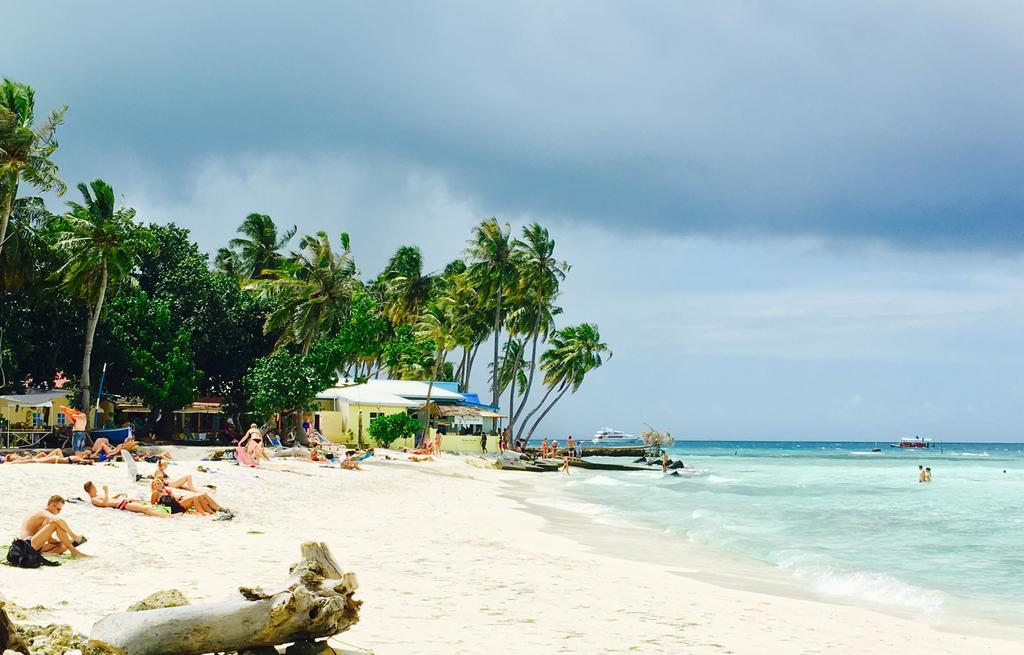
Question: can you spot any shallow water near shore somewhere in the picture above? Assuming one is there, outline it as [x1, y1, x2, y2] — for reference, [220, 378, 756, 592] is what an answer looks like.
[528, 440, 1024, 630]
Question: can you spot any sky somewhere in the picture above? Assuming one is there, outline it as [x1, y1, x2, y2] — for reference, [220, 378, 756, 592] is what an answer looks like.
[5, 1, 1024, 441]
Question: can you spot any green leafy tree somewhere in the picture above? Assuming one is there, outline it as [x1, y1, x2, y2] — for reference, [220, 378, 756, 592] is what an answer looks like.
[496, 337, 528, 428]
[228, 212, 296, 278]
[108, 290, 202, 438]
[466, 218, 517, 406]
[243, 340, 337, 422]
[521, 323, 611, 440]
[53, 180, 151, 419]
[382, 323, 436, 380]
[0, 79, 67, 260]
[367, 412, 422, 448]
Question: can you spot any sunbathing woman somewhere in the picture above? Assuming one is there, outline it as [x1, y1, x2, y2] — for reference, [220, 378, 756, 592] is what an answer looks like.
[150, 477, 222, 515]
[2, 449, 88, 464]
[154, 459, 196, 492]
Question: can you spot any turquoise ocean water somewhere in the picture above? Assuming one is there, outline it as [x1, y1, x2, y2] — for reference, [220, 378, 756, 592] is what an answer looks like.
[544, 441, 1024, 626]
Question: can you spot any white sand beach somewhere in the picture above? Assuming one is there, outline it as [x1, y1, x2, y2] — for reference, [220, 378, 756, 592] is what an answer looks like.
[1, 449, 1020, 654]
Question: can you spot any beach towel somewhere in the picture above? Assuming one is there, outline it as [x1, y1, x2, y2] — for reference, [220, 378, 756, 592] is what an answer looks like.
[235, 445, 255, 467]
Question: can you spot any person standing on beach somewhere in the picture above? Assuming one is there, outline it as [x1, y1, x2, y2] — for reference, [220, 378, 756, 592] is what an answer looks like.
[561, 456, 570, 475]
[661, 451, 669, 474]
[61, 406, 89, 451]
[540, 438, 549, 458]
[567, 436, 576, 459]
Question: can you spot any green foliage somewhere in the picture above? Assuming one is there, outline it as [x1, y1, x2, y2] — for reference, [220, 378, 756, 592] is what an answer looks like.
[367, 412, 422, 448]
[243, 340, 337, 419]
[227, 212, 296, 278]
[107, 290, 202, 413]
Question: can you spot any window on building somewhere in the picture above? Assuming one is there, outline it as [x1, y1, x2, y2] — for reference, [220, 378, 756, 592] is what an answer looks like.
[369, 412, 385, 421]
[32, 411, 43, 427]
[56, 412, 66, 426]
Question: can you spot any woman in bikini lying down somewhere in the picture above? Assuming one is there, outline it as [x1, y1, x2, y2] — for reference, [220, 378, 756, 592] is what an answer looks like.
[84, 481, 167, 517]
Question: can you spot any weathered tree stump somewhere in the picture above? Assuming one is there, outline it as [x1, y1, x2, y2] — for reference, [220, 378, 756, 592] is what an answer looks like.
[88, 542, 360, 655]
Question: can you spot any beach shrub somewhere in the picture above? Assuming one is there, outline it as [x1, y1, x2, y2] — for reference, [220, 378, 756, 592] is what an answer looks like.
[368, 412, 421, 447]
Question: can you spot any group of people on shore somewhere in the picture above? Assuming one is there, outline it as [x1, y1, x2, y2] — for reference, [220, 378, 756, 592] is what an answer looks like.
[0, 436, 170, 466]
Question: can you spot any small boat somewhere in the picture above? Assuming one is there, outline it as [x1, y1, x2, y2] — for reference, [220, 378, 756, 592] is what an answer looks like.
[890, 436, 932, 449]
[590, 427, 646, 449]
[91, 426, 132, 445]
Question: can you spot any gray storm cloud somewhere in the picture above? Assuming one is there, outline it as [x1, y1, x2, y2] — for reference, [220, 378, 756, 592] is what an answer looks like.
[5, 1, 1024, 248]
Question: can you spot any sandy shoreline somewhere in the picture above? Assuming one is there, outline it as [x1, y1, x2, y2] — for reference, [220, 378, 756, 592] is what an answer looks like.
[0, 449, 1020, 654]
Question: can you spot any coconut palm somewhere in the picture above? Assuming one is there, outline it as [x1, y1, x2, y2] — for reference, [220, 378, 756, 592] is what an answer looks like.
[508, 223, 568, 438]
[214, 246, 245, 280]
[521, 323, 610, 440]
[54, 179, 150, 419]
[415, 293, 472, 443]
[380, 245, 434, 324]
[229, 212, 297, 278]
[495, 337, 528, 429]
[258, 231, 359, 354]
[466, 218, 517, 406]
[0, 79, 67, 259]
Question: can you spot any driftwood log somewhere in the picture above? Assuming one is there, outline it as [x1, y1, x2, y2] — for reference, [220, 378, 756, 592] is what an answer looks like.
[0, 601, 29, 655]
[88, 542, 360, 655]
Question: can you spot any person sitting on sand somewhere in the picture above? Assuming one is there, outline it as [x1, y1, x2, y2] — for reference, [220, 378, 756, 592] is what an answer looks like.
[7, 496, 88, 567]
[310, 444, 325, 462]
[540, 438, 549, 458]
[84, 481, 167, 517]
[154, 459, 195, 492]
[340, 450, 362, 470]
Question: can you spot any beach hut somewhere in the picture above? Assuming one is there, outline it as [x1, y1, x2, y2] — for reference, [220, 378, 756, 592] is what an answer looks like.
[0, 390, 71, 429]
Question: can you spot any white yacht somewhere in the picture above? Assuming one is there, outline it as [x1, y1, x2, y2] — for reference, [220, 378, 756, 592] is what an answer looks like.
[590, 427, 646, 449]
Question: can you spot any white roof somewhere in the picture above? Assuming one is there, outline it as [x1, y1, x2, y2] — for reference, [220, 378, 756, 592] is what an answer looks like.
[317, 386, 420, 408]
[0, 391, 69, 407]
[359, 379, 465, 401]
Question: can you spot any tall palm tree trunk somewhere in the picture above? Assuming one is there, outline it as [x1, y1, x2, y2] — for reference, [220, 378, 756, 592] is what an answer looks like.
[526, 384, 571, 441]
[80, 261, 108, 424]
[517, 383, 556, 444]
[491, 287, 503, 406]
[465, 341, 481, 392]
[512, 313, 542, 439]
[0, 187, 14, 259]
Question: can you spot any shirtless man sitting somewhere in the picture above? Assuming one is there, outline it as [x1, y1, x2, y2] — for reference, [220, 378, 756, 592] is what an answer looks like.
[84, 481, 167, 517]
[7, 496, 88, 567]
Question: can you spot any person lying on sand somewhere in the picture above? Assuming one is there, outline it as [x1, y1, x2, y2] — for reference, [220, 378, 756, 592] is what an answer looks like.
[150, 477, 222, 515]
[1, 449, 90, 464]
[8, 495, 88, 567]
[84, 481, 167, 517]
[310, 444, 326, 462]
[90, 436, 137, 461]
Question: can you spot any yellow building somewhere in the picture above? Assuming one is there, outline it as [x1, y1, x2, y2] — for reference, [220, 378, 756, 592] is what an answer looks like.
[314, 380, 470, 448]
[0, 390, 72, 429]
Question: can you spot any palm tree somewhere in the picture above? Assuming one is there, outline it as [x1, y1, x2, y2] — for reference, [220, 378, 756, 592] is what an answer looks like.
[229, 213, 296, 278]
[380, 245, 434, 324]
[214, 246, 245, 281]
[54, 179, 150, 420]
[521, 323, 610, 440]
[509, 223, 568, 438]
[496, 337, 528, 430]
[0, 79, 67, 259]
[466, 218, 517, 407]
[258, 231, 359, 354]
[415, 294, 471, 445]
